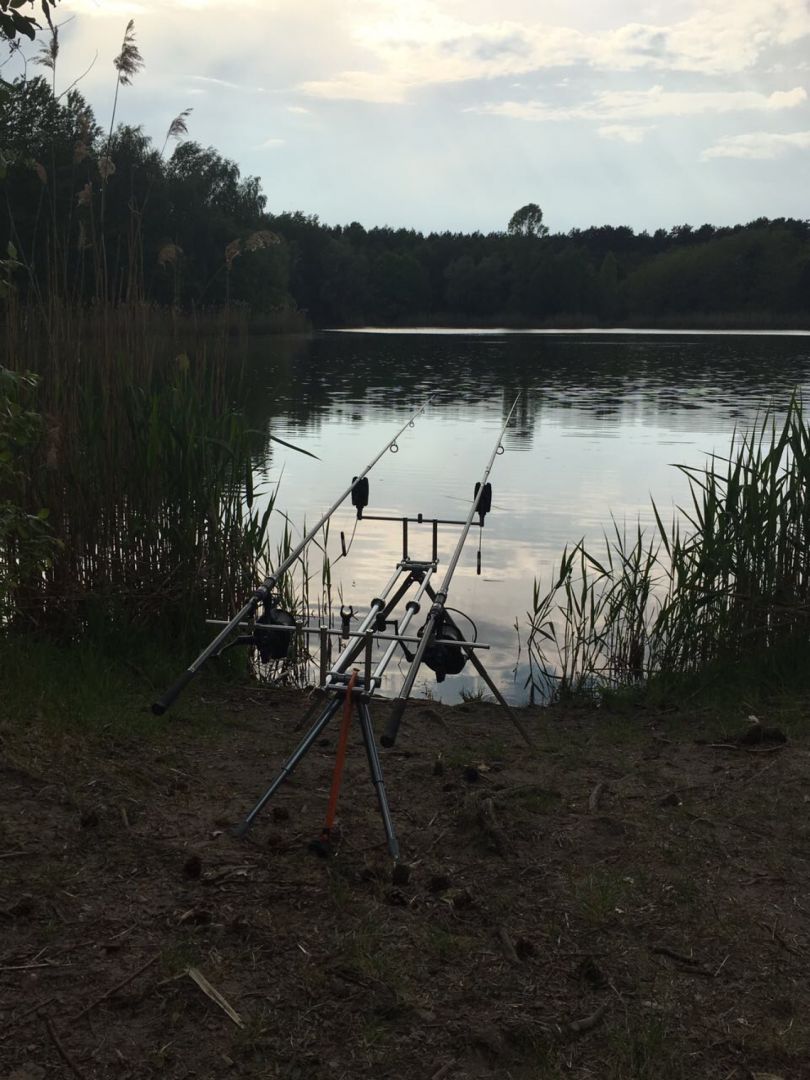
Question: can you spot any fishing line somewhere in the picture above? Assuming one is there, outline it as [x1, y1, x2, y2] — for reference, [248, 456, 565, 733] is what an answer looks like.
[444, 607, 478, 642]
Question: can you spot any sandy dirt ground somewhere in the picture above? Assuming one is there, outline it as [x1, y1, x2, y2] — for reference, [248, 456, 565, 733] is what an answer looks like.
[1, 686, 808, 1079]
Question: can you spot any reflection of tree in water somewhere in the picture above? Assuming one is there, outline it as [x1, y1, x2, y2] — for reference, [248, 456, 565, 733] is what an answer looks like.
[240, 332, 810, 466]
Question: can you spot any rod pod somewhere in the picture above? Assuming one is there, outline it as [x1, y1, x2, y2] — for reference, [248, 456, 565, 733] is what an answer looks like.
[381, 394, 521, 747]
[152, 396, 433, 715]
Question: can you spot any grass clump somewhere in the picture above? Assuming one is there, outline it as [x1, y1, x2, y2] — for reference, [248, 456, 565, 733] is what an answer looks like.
[528, 397, 810, 705]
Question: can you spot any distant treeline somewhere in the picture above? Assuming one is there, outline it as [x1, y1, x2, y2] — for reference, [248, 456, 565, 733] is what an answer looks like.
[2, 75, 809, 328]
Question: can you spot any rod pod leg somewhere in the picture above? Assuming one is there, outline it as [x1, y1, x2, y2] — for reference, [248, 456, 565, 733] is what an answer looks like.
[423, 590, 535, 750]
[460, 643, 535, 750]
[231, 695, 343, 838]
[356, 700, 400, 861]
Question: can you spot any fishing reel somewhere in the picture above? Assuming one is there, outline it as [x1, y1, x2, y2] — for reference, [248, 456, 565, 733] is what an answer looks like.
[253, 602, 296, 662]
[420, 616, 468, 683]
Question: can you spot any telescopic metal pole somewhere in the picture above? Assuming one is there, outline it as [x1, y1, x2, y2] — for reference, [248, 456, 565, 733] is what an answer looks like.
[381, 394, 521, 747]
[152, 396, 433, 715]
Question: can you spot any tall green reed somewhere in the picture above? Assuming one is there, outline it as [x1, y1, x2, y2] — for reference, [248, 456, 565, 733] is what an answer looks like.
[2, 305, 273, 647]
[0, 21, 287, 652]
[527, 398, 810, 701]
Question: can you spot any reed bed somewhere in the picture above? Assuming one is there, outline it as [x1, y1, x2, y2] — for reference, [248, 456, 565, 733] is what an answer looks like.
[1, 300, 272, 648]
[0, 20, 293, 654]
[527, 397, 810, 701]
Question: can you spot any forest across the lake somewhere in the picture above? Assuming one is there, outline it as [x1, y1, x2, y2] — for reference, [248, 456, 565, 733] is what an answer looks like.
[2, 72, 809, 331]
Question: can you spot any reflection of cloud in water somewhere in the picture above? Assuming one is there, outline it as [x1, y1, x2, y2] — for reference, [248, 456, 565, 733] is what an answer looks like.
[257, 331, 810, 703]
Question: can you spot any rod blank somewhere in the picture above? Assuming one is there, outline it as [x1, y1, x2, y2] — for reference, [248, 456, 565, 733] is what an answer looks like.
[381, 394, 521, 747]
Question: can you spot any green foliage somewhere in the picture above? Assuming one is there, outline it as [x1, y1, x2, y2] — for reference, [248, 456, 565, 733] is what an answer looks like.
[1, 306, 279, 647]
[0, 239, 21, 298]
[0, 367, 58, 622]
[507, 202, 549, 238]
[0, 0, 57, 42]
[527, 399, 810, 702]
[0, 28, 296, 649]
[0, 72, 291, 312]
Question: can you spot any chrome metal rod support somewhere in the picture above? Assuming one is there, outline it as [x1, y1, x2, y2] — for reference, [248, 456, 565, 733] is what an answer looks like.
[382, 395, 521, 746]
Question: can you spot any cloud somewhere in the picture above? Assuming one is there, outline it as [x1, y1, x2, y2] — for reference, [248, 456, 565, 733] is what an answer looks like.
[300, 71, 411, 104]
[474, 85, 808, 122]
[701, 130, 810, 159]
[191, 75, 240, 90]
[256, 137, 286, 149]
[598, 124, 650, 143]
[299, 0, 810, 103]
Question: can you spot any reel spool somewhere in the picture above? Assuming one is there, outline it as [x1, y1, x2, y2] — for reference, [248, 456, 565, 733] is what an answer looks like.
[421, 618, 468, 683]
[254, 605, 296, 662]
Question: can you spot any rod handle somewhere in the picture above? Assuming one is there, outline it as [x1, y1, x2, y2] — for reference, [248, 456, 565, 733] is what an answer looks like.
[381, 698, 408, 747]
[152, 669, 196, 715]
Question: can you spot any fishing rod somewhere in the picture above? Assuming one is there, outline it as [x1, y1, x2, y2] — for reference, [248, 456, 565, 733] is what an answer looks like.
[152, 396, 433, 716]
[381, 393, 521, 747]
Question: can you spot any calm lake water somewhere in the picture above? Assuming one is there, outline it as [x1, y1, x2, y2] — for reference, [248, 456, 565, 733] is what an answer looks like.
[245, 329, 810, 704]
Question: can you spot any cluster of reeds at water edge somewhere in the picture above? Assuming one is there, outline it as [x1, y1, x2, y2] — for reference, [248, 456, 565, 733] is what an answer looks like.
[0, 17, 301, 654]
[526, 396, 810, 702]
[1, 299, 278, 651]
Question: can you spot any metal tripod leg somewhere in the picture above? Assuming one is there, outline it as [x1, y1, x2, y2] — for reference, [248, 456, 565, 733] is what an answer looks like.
[356, 700, 400, 861]
[460, 642, 534, 749]
[423, 586, 535, 749]
[232, 695, 342, 837]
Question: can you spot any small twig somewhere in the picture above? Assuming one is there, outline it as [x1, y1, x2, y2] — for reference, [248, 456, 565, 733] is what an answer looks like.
[708, 741, 785, 754]
[424, 827, 449, 854]
[186, 966, 244, 1028]
[44, 1015, 89, 1080]
[431, 1063, 456, 1080]
[713, 954, 730, 978]
[73, 954, 158, 1021]
[0, 996, 56, 1040]
[650, 945, 700, 966]
[555, 1002, 609, 1039]
[497, 925, 521, 965]
[477, 797, 510, 857]
[0, 850, 34, 860]
[650, 945, 716, 977]
[757, 920, 803, 957]
[588, 781, 607, 814]
[0, 961, 58, 971]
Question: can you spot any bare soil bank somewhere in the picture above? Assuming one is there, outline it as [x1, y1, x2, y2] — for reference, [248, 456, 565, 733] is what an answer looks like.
[1, 688, 808, 1079]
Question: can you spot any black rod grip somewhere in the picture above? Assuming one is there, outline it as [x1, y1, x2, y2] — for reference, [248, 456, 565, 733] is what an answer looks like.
[381, 698, 408, 747]
[152, 669, 197, 715]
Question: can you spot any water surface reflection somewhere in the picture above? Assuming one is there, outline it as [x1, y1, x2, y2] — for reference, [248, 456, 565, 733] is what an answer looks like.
[244, 330, 810, 703]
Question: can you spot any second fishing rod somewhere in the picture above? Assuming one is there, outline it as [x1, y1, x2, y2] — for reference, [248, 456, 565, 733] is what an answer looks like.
[152, 395, 432, 716]
[381, 393, 522, 747]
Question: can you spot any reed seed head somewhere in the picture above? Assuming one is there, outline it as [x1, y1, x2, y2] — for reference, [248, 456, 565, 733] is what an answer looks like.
[158, 243, 183, 267]
[224, 238, 241, 269]
[166, 108, 192, 142]
[244, 230, 281, 252]
[113, 20, 144, 86]
[35, 27, 59, 72]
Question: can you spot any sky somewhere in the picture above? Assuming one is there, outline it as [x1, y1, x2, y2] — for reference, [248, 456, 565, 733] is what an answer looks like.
[5, 0, 810, 234]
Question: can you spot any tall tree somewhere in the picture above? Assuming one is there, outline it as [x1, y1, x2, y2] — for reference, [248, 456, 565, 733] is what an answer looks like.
[507, 203, 549, 239]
